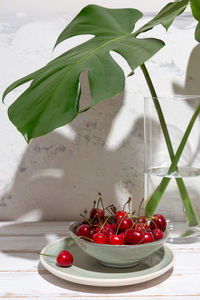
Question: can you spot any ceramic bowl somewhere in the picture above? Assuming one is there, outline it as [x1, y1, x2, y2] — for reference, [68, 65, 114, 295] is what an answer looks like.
[70, 222, 169, 268]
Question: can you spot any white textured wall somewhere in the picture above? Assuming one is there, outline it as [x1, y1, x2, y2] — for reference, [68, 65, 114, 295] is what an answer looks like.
[0, 1, 199, 221]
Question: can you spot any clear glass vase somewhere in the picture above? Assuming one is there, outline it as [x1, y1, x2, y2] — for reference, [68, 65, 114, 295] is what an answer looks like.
[144, 95, 200, 242]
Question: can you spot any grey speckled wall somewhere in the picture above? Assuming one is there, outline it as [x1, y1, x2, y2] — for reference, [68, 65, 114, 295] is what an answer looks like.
[0, 10, 200, 221]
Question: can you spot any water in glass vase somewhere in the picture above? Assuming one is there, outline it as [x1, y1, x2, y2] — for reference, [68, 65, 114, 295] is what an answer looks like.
[145, 166, 200, 241]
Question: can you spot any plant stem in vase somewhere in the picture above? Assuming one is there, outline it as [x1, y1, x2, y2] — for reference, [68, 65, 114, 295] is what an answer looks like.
[144, 94, 200, 240]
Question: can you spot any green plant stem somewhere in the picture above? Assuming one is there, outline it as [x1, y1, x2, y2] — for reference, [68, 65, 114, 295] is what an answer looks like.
[141, 63, 199, 226]
[145, 102, 200, 225]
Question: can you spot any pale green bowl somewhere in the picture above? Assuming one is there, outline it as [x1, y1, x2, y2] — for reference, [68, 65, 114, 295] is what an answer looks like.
[70, 222, 169, 268]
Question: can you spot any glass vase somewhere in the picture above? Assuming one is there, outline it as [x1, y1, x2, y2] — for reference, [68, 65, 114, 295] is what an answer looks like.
[144, 95, 200, 242]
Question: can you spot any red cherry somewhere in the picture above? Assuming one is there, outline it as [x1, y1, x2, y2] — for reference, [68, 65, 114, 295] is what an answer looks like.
[89, 208, 104, 220]
[143, 231, 155, 243]
[150, 214, 166, 231]
[112, 223, 117, 232]
[91, 222, 101, 229]
[94, 226, 103, 234]
[89, 228, 96, 236]
[153, 228, 164, 240]
[109, 234, 125, 245]
[144, 223, 151, 231]
[125, 229, 145, 244]
[56, 250, 73, 267]
[94, 223, 112, 235]
[91, 219, 99, 226]
[103, 223, 113, 231]
[93, 232, 108, 244]
[115, 211, 128, 222]
[76, 224, 92, 240]
[138, 216, 148, 224]
[117, 217, 133, 232]
[133, 223, 143, 231]
[79, 220, 88, 225]
[118, 232, 125, 238]
[105, 229, 115, 239]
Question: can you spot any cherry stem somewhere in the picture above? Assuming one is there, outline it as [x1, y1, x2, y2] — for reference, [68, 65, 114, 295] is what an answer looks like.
[132, 209, 136, 216]
[80, 214, 92, 225]
[96, 192, 103, 210]
[130, 220, 137, 230]
[101, 215, 111, 229]
[104, 205, 115, 216]
[90, 210, 102, 225]
[149, 216, 158, 229]
[68, 235, 94, 247]
[137, 198, 144, 216]
[128, 197, 132, 217]
[93, 200, 96, 209]
[98, 192, 104, 211]
[115, 214, 127, 235]
[122, 197, 131, 212]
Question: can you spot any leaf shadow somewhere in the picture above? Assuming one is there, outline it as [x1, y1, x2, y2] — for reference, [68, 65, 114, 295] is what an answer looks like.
[0, 72, 146, 260]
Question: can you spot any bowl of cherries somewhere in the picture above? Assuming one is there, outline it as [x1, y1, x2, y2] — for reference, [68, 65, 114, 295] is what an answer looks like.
[70, 194, 168, 268]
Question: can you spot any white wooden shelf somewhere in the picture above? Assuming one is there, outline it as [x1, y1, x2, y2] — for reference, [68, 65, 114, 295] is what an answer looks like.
[0, 221, 200, 299]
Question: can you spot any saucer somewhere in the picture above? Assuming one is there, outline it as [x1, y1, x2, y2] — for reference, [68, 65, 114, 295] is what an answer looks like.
[40, 237, 175, 287]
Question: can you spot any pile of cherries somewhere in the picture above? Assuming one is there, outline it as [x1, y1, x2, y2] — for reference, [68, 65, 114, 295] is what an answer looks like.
[41, 194, 167, 267]
[75, 194, 166, 245]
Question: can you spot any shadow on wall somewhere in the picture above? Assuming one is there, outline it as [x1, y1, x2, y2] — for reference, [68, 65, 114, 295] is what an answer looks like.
[1, 46, 200, 222]
[0, 73, 145, 221]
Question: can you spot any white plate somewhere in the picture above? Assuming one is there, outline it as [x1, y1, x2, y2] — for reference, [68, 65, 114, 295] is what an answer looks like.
[40, 237, 175, 287]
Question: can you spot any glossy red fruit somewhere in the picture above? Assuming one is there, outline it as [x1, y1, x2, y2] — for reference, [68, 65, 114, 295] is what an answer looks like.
[56, 250, 73, 267]
[76, 224, 92, 240]
[144, 223, 151, 231]
[112, 223, 117, 232]
[133, 223, 143, 231]
[93, 232, 108, 244]
[125, 229, 145, 244]
[103, 223, 113, 231]
[106, 229, 115, 239]
[94, 226, 103, 234]
[143, 231, 155, 243]
[119, 232, 125, 238]
[94, 223, 111, 234]
[89, 228, 96, 236]
[79, 220, 88, 225]
[150, 214, 166, 231]
[91, 221, 101, 229]
[109, 234, 125, 245]
[117, 217, 133, 232]
[153, 228, 164, 240]
[89, 208, 104, 220]
[115, 211, 128, 222]
[138, 216, 148, 224]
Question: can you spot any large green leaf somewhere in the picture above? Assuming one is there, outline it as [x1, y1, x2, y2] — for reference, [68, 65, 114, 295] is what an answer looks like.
[195, 22, 200, 42]
[135, 0, 189, 35]
[3, 5, 165, 142]
[190, 0, 200, 21]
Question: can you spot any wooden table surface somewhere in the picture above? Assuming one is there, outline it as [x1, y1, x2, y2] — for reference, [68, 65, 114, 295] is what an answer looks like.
[0, 221, 200, 299]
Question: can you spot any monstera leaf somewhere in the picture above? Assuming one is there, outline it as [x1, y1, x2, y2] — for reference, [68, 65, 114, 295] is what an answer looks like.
[3, 2, 189, 142]
[135, 0, 189, 35]
[190, 0, 200, 21]
[2, 5, 165, 141]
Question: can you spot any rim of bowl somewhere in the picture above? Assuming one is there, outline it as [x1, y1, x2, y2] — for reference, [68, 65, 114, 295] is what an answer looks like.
[70, 221, 169, 248]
